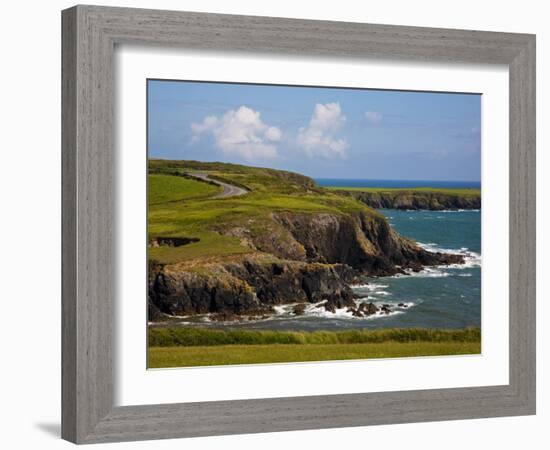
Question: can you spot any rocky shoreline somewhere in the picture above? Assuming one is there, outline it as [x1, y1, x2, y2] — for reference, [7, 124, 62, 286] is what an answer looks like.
[148, 209, 464, 322]
[334, 190, 481, 210]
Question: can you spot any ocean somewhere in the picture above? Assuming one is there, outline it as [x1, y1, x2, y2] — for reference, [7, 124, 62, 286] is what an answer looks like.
[205, 208, 481, 332]
[180, 177, 482, 332]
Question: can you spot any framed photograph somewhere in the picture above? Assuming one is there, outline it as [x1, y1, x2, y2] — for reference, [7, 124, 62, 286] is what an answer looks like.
[62, 5, 536, 444]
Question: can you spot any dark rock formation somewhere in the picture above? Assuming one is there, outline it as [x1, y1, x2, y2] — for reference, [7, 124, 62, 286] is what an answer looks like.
[148, 258, 356, 317]
[272, 211, 462, 275]
[346, 302, 380, 318]
[148, 210, 464, 320]
[336, 190, 481, 210]
[363, 302, 379, 316]
[148, 263, 262, 317]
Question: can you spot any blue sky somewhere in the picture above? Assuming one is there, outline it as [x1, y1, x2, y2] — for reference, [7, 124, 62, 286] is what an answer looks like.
[148, 80, 481, 181]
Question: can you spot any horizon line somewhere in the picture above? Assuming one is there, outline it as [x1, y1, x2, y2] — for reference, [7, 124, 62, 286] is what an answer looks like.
[313, 177, 481, 183]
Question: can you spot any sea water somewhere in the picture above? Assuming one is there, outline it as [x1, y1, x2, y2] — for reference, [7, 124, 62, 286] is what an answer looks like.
[207, 208, 481, 331]
[315, 178, 481, 189]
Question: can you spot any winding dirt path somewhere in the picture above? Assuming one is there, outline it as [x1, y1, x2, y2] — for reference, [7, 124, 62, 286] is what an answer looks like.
[188, 173, 248, 199]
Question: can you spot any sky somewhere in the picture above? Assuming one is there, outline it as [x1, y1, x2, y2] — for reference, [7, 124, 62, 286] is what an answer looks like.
[147, 80, 481, 181]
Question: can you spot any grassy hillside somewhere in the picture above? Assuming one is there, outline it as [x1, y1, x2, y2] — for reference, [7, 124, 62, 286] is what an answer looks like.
[148, 159, 381, 264]
[148, 174, 221, 204]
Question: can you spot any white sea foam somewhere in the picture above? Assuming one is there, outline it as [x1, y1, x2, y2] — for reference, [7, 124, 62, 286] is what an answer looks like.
[304, 306, 354, 319]
[367, 310, 404, 319]
[365, 283, 389, 291]
[272, 305, 288, 315]
[351, 283, 389, 292]
[373, 300, 416, 311]
[201, 294, 417, 323]
[370, 290, 391, 296]
[396, 301, 416, 308]
[417, 242, 481, 269]
[396, 267, 451, 278]
[354, 283, 392, 298]
[287, 298, 412, 320]
[434, 209, 480, 213]
[306, 306, 405, 320]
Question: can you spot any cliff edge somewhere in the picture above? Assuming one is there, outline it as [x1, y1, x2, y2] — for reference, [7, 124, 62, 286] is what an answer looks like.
[147, 160, 464, 320]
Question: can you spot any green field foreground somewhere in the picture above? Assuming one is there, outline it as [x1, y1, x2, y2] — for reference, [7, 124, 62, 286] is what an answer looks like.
[148, 327, 481, 368]
[149, 341, 481, 368]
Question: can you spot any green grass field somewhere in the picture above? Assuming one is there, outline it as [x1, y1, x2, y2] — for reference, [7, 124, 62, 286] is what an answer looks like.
[147, 159, 382, 264]
[147, 160, 480, 265]
[149, 326, 481, 346]
[148, 174, 221, 204]
[147, 327, 481, 367]
[149, 342, 481, 367]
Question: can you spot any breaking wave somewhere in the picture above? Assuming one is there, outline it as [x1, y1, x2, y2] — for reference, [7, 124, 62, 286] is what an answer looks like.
[271, 297, 415, 321]
[417, 242, 481, 269]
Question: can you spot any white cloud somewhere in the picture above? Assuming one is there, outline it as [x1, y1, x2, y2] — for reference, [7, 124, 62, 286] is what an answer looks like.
[365, 111, 382, 123]
[265, 126, 282, 141]
[191, 106, 281, 161]
[297, 103, 348, 158]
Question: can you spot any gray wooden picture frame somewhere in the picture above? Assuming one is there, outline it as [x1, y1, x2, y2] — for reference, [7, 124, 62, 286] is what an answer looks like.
[61, 4, 536, 444]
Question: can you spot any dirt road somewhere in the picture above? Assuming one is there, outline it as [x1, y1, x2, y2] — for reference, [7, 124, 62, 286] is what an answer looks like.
[189, 173, 248, 199]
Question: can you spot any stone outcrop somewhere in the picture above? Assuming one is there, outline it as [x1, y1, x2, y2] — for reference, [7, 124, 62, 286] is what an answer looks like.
[148, 258, 356, 317]
[336, 190, 481, 210]
[271, 211, 462, 275]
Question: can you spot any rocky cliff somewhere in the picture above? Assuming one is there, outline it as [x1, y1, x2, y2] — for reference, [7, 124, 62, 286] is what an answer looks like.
[335, 190, 481, 210]
[148, 257, 356, 320]
[149, 210, 462, 320]
[147, 160, 467, 321]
